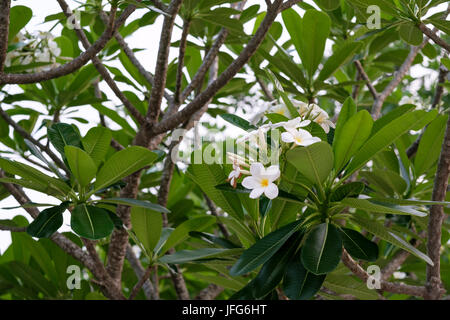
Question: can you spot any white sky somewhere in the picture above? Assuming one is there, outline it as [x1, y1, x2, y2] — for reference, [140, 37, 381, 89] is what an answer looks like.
[0, 1, 445, 253]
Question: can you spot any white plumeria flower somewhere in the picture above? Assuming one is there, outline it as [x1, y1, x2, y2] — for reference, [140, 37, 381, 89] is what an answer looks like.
[237, 124, 271, 143]
[226, 152, 248, 167]
[292, 100, 310, 116]
[272, 117, 311, 131]
[310, 104, 335, 133]
[242, 163, 280, 199]
[48, 40, 61, 56]
[269, 103, 291, 118]
[227, 163, 241, 188]
[281, 128, 321, 146]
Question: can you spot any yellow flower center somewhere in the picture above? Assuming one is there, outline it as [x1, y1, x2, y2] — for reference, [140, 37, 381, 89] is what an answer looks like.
[295, 137, 303, 144]
[260, 178, 269, 187]
[276, 110, 285, 115]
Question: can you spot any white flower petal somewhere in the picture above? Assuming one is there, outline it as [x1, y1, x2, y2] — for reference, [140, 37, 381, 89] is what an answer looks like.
[265, 165, 280, 181]
[281, 131, 295, 143]
[250, 162, 265, 176]
[264, 183, 279, 199]
[298, 120, 311, 127]
[249, 187, 265, 199]
[242, 176, 260, 189]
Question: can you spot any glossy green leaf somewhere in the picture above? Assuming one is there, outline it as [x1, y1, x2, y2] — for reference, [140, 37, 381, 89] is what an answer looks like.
[286, 141, 334, 187]
[159, 248, 242, 264]
[318, 42, 362, 81]
[70, 204, 114, 240]
[345, 110, 437, 177]
[339, 228, 379, 261]
[47, 123, 83, 157]
[158, 216, 216, 255]
[219, 114, 256, 131]
[131, 207, 163, 254]
[230, 220, 302, 276]
[350, 215, 433, 265]
[97, 197, 169, 213]
[283, 252, 326, 300]
[415, 114, 448, 176]
[26, 202, 70, 238]
[64, 146, 97, 188]
[342, 198, 427, 217]
[399, 22, 423, 46]
[82, 126, 112, 167]
[8, 6, 33, 44]
[330, 182, 365, 202]
[92, 146, 158, 194]
[334, 110, 373, 171]
[301, 223, 342, 274]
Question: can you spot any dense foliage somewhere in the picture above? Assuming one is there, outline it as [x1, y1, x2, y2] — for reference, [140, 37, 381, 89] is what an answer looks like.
[0, 0, 449, 300]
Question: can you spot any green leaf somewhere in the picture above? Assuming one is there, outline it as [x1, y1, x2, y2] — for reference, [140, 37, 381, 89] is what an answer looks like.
[96, 197, 169, 213]
[360, 169, 407, 197]
[345, 110, 437, 177]
[0, 158, 71, 196]
[159, 248, 242, 264]
[341, 198, 427, 217]
[333, 110, 373, 172]
[316, 0, 341, 10]
[158, 216, 216, 255]
[427, 19, 450, 35]
[415, 114, 448, 176]
[333, 97, 357, 147]
[399, 22, 423, 46]
[318, 41, 362, 81]
[92, 146, 158, 194]
[330, 182, 365, 202]
[298, 10, 331, 79]
[64, 146, 97, 188]
[47, 123, 83, 157]
[8, 6, 33, 44]
[187, 160, 244, 220]
[229, 220, 302, 276]
[131, 207, 162, 254]
[301, 223, 342, 275]
[219, 114, 256, 131]
[283, 252, 326, 300]
[349, 215, 433, 265]
[70, 204, 114, 240]
[286, 141, 334, 188]
[252, 237, 298, 298]
[26, 202, 70, 238]
[82, 127, 112, 167]
[339, 228, 379, 261]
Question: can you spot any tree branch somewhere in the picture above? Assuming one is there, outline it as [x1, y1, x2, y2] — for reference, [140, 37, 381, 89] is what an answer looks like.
[195, 284, 224, 300]
[0, 0, 11, 72]
[0, 105, 70, 175]
[0, 3, 120, 84]
[175, 19, 191, 104]
[125, 245, 157, 299]
[354, 60, 378, 100]
[425, 115, 450, 299]
[278, 0, 303, 12]
[147, 0, 184, 123]
[57, 1, 145, 125]
[418, 23, 450, 53]
[98, 10, 174, 105]
[0, 224, 26, 232]
[341, 249, 428, 297]
[151, 0, 284, 136]
[371, 39, 428, 119]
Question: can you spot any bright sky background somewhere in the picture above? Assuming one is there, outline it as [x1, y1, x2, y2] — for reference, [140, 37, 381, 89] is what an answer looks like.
[0, 0, 445, 253]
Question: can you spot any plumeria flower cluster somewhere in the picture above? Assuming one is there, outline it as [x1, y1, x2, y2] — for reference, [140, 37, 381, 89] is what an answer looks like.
[5, 31, 62, 72]
[226, 100, 335, 200]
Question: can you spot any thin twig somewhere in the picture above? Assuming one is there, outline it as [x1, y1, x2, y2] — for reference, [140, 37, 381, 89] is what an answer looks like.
[354, 60, 378, 100]
[418, 23, 450, 53]
[0, 0, 11, 72]
[425, 116, 450, 299]
[0, 106, 70, 175]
